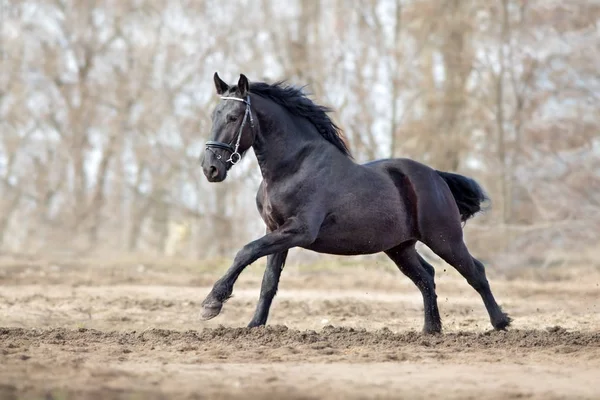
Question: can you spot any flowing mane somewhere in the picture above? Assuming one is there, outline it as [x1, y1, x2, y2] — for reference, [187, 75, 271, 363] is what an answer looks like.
[245, 81, 352, 158]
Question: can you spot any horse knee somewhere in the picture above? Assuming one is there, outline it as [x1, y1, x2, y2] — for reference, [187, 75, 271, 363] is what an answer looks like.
[233, 245, 253, 266]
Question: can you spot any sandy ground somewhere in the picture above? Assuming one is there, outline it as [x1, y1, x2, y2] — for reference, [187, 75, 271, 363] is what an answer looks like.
[0, 257, 599, 399]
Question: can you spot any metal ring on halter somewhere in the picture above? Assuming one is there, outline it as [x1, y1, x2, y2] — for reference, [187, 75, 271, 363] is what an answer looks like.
[228, 152, 242, 165]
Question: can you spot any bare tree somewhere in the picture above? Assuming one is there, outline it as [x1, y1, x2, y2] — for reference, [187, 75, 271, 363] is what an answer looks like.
[1, 0, 598, 268]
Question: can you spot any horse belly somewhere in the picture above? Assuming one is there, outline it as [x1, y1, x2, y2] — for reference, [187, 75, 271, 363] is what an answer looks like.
[305, 207, 408, 255]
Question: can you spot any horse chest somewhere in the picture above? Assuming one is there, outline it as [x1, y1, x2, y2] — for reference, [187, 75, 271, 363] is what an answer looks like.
[258, 189, 287, 231]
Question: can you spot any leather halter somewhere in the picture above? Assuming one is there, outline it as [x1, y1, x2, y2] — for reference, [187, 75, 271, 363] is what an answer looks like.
[205, 95, 254, 166]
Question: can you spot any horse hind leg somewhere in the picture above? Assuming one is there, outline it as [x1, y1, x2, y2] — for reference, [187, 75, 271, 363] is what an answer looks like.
[385, 242, 442, 334]
[471, 256, 511, 329]
[417, 252, 435, 289]
[424, 234, 511, 331]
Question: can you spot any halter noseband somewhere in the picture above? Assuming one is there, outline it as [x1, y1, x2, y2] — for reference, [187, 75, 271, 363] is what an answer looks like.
[205, 95, 254, 166]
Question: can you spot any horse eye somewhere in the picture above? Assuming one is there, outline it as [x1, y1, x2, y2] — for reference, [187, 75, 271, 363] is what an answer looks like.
[227, 114, 237, 122]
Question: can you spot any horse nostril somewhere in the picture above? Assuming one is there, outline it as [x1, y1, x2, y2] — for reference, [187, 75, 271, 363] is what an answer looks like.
[209, 166, 218, 178]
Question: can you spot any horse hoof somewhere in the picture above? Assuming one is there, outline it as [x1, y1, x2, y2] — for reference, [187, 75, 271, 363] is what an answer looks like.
[492, 314, 512, 331]
[422, 325, 442, 335]
[247, 321, 265, 328]
[200, 300, 223, 320]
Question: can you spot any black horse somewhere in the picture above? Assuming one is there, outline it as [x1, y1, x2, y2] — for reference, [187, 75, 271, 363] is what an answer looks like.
[199, 72, 511, 334]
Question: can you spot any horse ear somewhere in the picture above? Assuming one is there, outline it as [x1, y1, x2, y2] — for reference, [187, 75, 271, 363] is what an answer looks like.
[214, 72, 229, 95]
[238, 74, 249, 96]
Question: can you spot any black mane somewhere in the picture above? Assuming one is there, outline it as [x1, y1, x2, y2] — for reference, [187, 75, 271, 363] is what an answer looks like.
[246, 81, 352, 158]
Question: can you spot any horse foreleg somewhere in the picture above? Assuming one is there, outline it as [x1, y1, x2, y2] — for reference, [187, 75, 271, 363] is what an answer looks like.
[200, 217, 319, 320]
[247, 251, 288, 327]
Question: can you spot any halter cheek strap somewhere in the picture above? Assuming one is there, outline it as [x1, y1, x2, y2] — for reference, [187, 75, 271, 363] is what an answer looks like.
[205, 95, 254, 166]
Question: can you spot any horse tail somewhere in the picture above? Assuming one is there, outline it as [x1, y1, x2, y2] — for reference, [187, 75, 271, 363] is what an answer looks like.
[436, 170, 489, 223]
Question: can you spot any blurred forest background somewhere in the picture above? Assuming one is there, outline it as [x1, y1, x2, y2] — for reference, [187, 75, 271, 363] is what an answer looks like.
[1, 0, 599, 270]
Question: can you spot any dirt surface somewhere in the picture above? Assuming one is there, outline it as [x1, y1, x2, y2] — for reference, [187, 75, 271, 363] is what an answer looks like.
[1, 257, 599, 399]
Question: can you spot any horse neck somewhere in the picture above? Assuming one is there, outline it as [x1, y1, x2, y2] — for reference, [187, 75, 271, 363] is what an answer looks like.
[251, 95, 335, 182]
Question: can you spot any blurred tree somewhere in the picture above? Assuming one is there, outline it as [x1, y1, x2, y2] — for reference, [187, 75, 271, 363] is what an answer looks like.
[0, 0, 598, 267]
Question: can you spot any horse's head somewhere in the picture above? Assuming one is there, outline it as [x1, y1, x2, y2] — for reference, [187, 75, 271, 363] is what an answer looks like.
[201, 72, 257, 183]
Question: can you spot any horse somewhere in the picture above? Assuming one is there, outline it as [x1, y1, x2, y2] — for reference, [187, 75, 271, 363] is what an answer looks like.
[199, 72, 511, 334]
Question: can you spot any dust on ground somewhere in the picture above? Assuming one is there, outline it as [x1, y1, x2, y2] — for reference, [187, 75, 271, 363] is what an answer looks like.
[0, 257, 599, 399]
